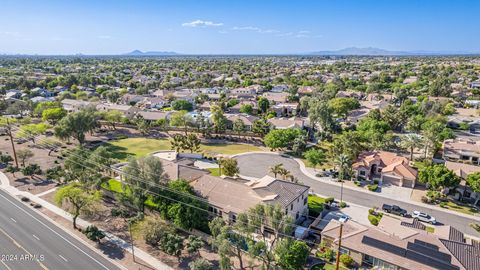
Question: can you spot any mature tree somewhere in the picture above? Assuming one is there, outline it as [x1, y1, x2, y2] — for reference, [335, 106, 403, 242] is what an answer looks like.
[219, 158, 239, 177]
[64, 146, 112, 187]
[211, 105, 226, 133]
[232, 118, 246, 137]
[184, 134, 201, 153]
[16, 149, 34, 167]
[418, 165, 460, 190]
[42, 108, 67, 124]
[135, 117, 151, 135]
[304, 148, 326, 170]
[170, 110, 190, 135]
[328, 97, 360, 119]
[103, 110, 123, 130]
[466, 172, 480, 205]
[274, 238, 309, 270]
[171, 100, 194, 111]
[252, 118, 270, 137]
[264, 128, 303, 150]
[54, 182, 101, 229]
[257, 97, 270, 114]
[269, 163, 284, 178]
[208, 217, 244, 270]
[171, 134, 186, 152]
[239, 104, 254, 115]
[382, 105, 407, 131]
[236, 204, 293, 269]
[356, 118, 391, 150]
[156, 179, 209, 230]
[400, 134, 423, 161]
[278, 167, 292, 181]
[305, 98, 334, 134]
[123, 156, 165, 213]
[54, 109, 98, 145]
[159, 232, 184, 260]
[335, 154, 351, 181]
[331, 131, 364, 160]
[34, 101, 60, 116]
[421, 117, 454, 158]
[406, 114, 426, 133]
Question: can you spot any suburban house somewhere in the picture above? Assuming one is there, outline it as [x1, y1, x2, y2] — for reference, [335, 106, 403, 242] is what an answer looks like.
[191, 175, 310, 224]
[225, 114, 258, 131]
[228, 100, 258, 114]
[297, 86, 314, 96]
[61, 99, 94, 112]
[445, 161, 480, 206]
[447, 108, 480, 134]
[135, 110, 172, 122]
[267, 117, 304, 129]
[262, 92, 289, 103]
[470, 81, 480, 89]
[353, 151, 418, 188]
[321, 215, 479, 270]
[96, 103, 139, 118]
[31, 87, 54, 97]
[271, 103, 299, 117]
[443, 138, 480, 165]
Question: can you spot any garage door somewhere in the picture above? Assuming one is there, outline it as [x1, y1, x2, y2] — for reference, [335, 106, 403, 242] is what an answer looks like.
[402, 178, 414, 188]
[382, 175, 401, 186]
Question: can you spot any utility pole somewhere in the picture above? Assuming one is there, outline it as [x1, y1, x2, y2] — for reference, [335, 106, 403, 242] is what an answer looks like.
[128, 221, 135, 262]
[340, 180, 344, 204]
[6, 118, 19, 168]
[335, 222, 344, 270]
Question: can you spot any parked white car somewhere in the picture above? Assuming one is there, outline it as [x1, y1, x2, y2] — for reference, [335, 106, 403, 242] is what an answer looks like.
[412, 211, 437, 224]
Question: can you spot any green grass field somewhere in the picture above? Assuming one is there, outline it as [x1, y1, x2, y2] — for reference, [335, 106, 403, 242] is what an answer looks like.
[103, 138, 262, 161]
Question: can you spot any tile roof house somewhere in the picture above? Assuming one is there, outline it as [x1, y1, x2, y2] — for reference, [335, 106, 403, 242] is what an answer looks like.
[443, 138, 480, 165]
[353, 151, 417, 188]
[225, 114, 259, 131]
[61, 99, 94, 112]
[267, 117, 304, 129]
[191, 175, 309, 223]
[445, 161, 480, 206]
[321, 215, 479, 270]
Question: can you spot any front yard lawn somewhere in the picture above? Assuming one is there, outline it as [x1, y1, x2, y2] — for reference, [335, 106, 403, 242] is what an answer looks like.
[207, 168, 221, 176]
[439, 201, 479, 215]
[103, 138, 263, 161]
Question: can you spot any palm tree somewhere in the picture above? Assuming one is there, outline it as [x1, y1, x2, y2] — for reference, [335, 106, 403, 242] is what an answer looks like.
[335, 154, 351, 181]
[278, 168, 292, 181]
[269, 163, 284, 178]
[400, 134, 422, 161]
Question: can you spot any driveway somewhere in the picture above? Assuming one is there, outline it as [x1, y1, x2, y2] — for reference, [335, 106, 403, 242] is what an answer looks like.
[234, 152, 480, 236]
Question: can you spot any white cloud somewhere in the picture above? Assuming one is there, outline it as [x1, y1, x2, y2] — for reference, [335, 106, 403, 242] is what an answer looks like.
[182, 20, 223, 27]
[232, 26, 279, 34]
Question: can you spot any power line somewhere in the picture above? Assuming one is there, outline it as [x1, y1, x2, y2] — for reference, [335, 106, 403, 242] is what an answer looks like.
[10, 125, 327, 238]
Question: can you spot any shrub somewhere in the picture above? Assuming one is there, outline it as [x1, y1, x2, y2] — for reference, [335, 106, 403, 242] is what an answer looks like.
[339, 202, 347, 208]
[421, 196, 432, 204]
[368, 215, 380, 226]
[367, 184, 378, 192]
[317, 248, 334, 262]
[83, 225, 105, 243]
[325, 197, 335, 204]
[439, 202, 447, 208]
[368, 208, 375, 215]
[373, 179, 379, 184]
[340, 254, 355, 268]
[426, 190, 444, 202]
[354, 180, 361, 186]
[189, 258, 213, 270]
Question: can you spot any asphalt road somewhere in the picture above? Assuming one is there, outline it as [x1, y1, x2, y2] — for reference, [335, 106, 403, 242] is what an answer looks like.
[0, 189, 123, 270]
[235, 153, 479, 236]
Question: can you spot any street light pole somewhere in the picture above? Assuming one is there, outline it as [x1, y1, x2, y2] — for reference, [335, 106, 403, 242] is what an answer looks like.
[340, 180, 344, 204]
[335, 222, 344, 270]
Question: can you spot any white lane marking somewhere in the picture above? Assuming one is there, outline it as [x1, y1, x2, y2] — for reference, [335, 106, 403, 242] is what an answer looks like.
[0, 193, 112, 270]
[59, 255, 68, 262]
[10, 218, 16, 223]
[32, 234, 40, 240]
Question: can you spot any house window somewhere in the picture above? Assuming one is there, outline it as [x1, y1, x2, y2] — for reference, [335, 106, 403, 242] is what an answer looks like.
[295, 212, 299, 220]
[290, 204, 293, 210]
[304, 197, 308, 205]
[360, 170, 366, 176]
[231, 214, 237, 223]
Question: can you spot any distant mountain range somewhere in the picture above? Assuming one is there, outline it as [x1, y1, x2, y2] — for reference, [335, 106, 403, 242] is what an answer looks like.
[309, 47, 478, 56]
[124, 50, 179, 56]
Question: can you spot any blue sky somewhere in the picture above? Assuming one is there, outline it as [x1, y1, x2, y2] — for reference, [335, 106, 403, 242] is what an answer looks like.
[0, 0, 478, 54]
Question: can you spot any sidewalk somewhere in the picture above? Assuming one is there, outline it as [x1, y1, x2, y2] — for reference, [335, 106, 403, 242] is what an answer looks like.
[0, 171, 172, 270]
